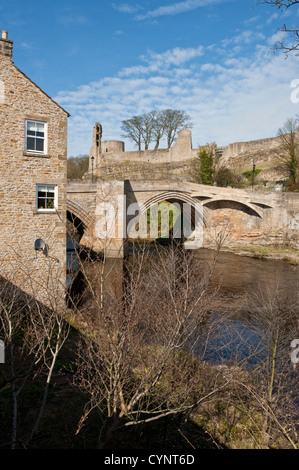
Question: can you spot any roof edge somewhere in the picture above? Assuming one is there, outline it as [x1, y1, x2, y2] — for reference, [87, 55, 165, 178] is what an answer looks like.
[13, 62, 70, 117]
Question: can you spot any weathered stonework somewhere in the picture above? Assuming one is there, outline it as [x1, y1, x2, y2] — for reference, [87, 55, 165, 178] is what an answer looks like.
[67, 178, 299, 259]
[0, 32, 69, 305]
[221, 136, 283, 160]
[86, 125, 198, 181]
[66, 122, 299, 259]
[85, 121, 299, 185]
[219, 133, 299, 184]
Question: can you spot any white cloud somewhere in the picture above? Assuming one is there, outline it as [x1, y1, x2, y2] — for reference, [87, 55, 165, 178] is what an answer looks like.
[55, 30, 299, 156]
[57, 14, 88, 25]
[118, 45, 204, 77]
[145, 46, 205, 67]
[135, 0, 227, 20]
[243, 15, 260, 26]
[20, 41, 34, 51]
[268, 29, 287, 47]
[221, 30, 265, 48]
[112, 3, 142, 14]
[266, 12, 279, 24]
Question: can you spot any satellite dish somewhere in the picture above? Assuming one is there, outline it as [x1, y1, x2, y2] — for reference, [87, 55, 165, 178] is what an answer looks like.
[34, 238, 49, 256]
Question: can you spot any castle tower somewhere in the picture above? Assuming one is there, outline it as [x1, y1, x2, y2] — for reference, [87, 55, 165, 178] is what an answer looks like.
[89, 123, 125, 175]
[89, 122, 102, 170]
[101, 140, 125, 154]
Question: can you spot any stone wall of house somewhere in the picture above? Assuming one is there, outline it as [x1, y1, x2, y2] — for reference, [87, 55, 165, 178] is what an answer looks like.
[0, 32, 68, 305]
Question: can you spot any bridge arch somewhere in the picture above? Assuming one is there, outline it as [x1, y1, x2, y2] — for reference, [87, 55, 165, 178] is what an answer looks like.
[201, 198, 264, 219]
[138, 191, 211, 227]
[127, 190, 210, 248]
[66, 199, 95, 238]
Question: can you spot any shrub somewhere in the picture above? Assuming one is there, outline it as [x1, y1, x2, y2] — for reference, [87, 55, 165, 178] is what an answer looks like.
[214, 167, 235, 187]
[199, 147, 213, 185]
[242, 168, 262, 180]
[286, 180, 299, 192]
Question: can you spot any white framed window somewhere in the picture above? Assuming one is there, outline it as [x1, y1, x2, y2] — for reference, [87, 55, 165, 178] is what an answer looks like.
[26, 120, 47, 154]
[36, 184, 57, 212]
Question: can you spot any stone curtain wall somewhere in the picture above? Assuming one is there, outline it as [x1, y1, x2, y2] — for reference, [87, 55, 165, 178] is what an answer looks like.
[0, 39, 68, 305]
[221, 136, 282, 161]
[87, 129, 198, 180]
[88, 125, 295, 184]
[219, 135, 294, 183]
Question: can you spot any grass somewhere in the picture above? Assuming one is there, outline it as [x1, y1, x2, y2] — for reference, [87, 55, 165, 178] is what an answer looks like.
[228, 245, 299, 264]
[238, 245, 295, 255]
[192, 401, 266, 449]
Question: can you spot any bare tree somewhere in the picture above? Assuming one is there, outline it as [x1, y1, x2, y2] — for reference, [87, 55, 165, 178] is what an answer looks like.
[0, 219, 71, 448]
[121, 109, 192, 151]
[235, 282, 299, 449]
[0, 275, 70, 448]
[72, 238, 233, 448]
[257, 1, 299, 55]
[141, 111, 156, 151]
[67, 154, 89, 180]
[151, 110, 166, 150]
[162, 109, 192, 148]
[121, 115, 144, 151]
[276, 116, 299, 183]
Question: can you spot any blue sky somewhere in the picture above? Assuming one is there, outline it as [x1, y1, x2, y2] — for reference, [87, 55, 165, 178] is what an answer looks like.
[1, 0, 299, 156]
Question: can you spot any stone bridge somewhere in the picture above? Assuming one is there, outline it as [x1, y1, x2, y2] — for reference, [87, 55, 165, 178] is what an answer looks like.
[67, 178, 299, 258]
[66, 124, 299, 258]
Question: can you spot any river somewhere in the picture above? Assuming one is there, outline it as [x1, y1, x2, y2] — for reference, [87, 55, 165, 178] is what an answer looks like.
[69, 239, 299, 364]
[195, 248, 299, 364]
[127, 243, 299, 308]
[126, 242, 299, 365]
[195, 248, 299, 308]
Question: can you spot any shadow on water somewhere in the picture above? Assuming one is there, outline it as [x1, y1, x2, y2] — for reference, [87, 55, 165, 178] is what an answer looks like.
[128, 241, 299, 307]
[127, 240, 299, 366]
[68, 236, 299, 366]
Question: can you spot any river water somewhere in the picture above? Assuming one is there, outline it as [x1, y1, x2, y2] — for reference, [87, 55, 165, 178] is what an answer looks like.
[70, 239, 299, 364]
[193, 249, 299, 364]
[195, 248, 299, 308]
[128, 243, 299, 308]
[126, 243, 299, 365]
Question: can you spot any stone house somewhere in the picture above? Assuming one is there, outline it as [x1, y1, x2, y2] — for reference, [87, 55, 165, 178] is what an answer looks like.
[0, 31, 69, 305]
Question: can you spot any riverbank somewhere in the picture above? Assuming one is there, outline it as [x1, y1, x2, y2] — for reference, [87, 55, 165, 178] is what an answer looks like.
[222, 245, 299, 265]
[128, 239, 299, 265]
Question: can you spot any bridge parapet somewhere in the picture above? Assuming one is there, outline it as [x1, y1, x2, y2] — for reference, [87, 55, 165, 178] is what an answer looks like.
[66, 178, 299, 258]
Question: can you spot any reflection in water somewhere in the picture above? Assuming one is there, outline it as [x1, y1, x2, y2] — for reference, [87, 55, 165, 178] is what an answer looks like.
[195, 249, 299, 310]
[197, 315, 266, 366]
[69, 238, 299, 364]
[195, 249, 299, 364]
[127, 242, 299, 364]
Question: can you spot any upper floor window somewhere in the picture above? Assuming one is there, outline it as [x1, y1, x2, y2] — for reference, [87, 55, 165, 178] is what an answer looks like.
[25, 120, 47, 154]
